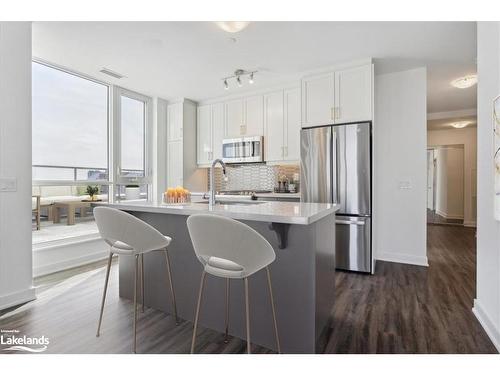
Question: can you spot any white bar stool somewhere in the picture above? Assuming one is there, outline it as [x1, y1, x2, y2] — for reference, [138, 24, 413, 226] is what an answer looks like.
[187, 213, 281, 354]
[94, 206, 178, 353]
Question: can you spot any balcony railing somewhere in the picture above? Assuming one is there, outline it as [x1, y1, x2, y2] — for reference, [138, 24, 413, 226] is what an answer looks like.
[32, 164, 144, 182]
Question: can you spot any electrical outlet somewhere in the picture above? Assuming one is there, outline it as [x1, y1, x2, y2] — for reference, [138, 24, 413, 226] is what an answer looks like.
[0, 177, 17, 192]
[398, 181, 412, 190]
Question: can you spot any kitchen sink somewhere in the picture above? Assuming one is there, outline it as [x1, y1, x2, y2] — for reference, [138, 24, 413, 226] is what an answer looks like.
[194, 200, 267, 206]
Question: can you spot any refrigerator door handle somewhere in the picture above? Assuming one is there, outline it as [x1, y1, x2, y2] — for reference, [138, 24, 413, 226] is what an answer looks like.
[332, 128, 341, 204]
[336, 219, 366, 226]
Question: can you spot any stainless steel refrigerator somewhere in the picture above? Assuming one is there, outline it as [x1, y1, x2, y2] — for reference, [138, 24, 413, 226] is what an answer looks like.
[300, 122, 372, 273]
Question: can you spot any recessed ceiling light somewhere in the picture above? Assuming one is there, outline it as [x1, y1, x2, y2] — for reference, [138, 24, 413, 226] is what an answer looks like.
[451, 121, 470, 128]
[215, 21, 250, 33]
[451, 75, 477, 89]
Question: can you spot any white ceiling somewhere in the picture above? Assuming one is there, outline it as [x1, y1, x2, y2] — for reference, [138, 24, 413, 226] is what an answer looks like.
[427, 115, 477, 131]
[32, 21, 477, 113]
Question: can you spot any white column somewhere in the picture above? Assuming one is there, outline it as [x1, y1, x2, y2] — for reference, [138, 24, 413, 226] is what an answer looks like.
[0, 22, 35, 309]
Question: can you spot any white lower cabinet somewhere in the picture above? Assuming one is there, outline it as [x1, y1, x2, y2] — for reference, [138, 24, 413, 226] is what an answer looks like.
[264, 87, 301, 163]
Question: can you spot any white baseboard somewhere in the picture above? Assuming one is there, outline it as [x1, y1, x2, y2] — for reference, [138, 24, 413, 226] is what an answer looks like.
[376, 251, 429, 267]
[0, 287, 36, 311]
[472, 299, 500, 352]
[463, 221, 477, 227]
[435, 209, 464, 220]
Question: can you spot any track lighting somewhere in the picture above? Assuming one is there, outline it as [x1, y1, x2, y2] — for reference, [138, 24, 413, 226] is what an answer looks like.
[220, 69, 258, 90]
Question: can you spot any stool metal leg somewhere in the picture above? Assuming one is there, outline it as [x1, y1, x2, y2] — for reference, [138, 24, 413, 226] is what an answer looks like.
[266, 267, 281, 354]
[244, 277, 251, 354]
[96, 252, 113, 337]
[133, 254, 139, 353]
[140, 254, 145, 313]
[191, 271, 207, 354]
[224, 278, 230, 343]
[164, 249, 178, 324]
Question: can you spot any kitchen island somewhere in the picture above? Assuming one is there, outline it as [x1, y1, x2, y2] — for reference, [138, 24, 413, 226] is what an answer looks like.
[97, 200, 339, 353]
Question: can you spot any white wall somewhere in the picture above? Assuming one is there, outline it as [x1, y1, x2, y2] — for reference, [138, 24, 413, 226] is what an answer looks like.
[374, 67, 428, 266]
[435, 148, 448, 216]
[473, 21, 500, 352]
[434, 147, 465, 220]
[0, 22, 36, 309]
[428, 127, 477, 225]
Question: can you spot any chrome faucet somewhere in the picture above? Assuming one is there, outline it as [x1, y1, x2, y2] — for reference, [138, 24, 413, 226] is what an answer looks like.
[209, 159, 227, 207]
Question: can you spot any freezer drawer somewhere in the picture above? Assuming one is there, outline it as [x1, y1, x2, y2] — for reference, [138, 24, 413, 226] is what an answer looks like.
[335, 216, 371, 272]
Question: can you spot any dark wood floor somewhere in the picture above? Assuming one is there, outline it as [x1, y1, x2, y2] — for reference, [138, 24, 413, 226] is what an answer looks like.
[0, 225, 496, 354]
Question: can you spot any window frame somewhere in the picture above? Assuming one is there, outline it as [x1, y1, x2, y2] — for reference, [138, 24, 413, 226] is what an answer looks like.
[31, 58, 111, 187]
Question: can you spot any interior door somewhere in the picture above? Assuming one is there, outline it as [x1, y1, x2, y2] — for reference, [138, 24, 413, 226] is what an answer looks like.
[300, 126, 332, 203]
[337, 122, 371, 215]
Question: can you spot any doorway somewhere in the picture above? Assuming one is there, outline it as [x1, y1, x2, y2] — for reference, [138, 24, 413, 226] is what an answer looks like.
[427, 145, 465, 225]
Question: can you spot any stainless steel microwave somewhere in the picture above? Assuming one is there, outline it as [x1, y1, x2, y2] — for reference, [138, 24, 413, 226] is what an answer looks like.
[222, 136, 263, 163]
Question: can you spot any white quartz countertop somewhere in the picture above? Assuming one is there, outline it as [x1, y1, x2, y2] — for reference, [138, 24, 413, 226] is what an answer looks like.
[95, 200, 339, 225]
[254, 192, 301, 199]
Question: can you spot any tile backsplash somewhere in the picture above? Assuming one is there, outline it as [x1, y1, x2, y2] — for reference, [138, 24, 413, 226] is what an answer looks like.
[208, 164, 300, 192]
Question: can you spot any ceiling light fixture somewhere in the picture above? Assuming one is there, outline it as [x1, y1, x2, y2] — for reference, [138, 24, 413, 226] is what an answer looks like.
[451, 121, 470, 128]
[215, 21, 250, 33]
[451, 74, 477, 89]
[221, 69, 257, 90]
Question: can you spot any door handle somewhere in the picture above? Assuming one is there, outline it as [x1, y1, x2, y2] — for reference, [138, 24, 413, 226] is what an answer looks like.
[336, 219, 366, 226]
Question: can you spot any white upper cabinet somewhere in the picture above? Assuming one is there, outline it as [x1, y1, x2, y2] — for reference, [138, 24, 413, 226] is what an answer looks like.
[264, 91, 284, 162]
[301, 72, 335, 128]
[284, 87, 301, 161]
[244, 95, 264, 136]
[167, 140, 183, 187]
[264, 88, 301, 163]
[167, 102, 183, 141]
[197, 104, 212, 165]
[225, 99, 244, 138]
[224, 95, 264, 138]
[211, 102, 225, 160]
[334, 64, 372, 124]
[301, 63, 373, 127]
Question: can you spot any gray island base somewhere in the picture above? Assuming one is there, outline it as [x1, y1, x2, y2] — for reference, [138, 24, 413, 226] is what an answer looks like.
[100, 201, 338, 353]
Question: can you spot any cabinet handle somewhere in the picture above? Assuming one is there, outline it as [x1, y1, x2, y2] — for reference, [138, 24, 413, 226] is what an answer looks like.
[331, 107, 334, 121]
[336, 107, 341, 120]
[281, 146, 284, 157]
[284, 146, 288, 157]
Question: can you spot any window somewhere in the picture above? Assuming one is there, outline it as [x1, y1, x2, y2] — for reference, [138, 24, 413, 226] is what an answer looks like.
[32, 62, 109, 182]
[120, 95, 145, 177]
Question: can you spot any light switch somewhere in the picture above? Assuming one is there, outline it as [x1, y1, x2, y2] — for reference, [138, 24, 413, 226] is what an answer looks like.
[0, 177, 17, 192]
[398, 181, 412, 190]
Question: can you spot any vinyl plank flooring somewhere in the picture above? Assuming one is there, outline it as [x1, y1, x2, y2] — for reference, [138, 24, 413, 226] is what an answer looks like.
[0, 225, 496, 354]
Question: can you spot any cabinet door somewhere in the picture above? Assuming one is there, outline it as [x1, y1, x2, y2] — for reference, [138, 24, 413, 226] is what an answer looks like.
[334, 64, 372, 123]
[167, 140, 183, 187]
[284, 87, 301, 161]
[167, 102, 183, 141]
[244, 95, 264, 136]
[264, 91, 284, 162]
[301, 72, 335, 128]
[225, 99, 244, 138]
[211, 102, 225, 160]
[197, 105, 212, 165]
